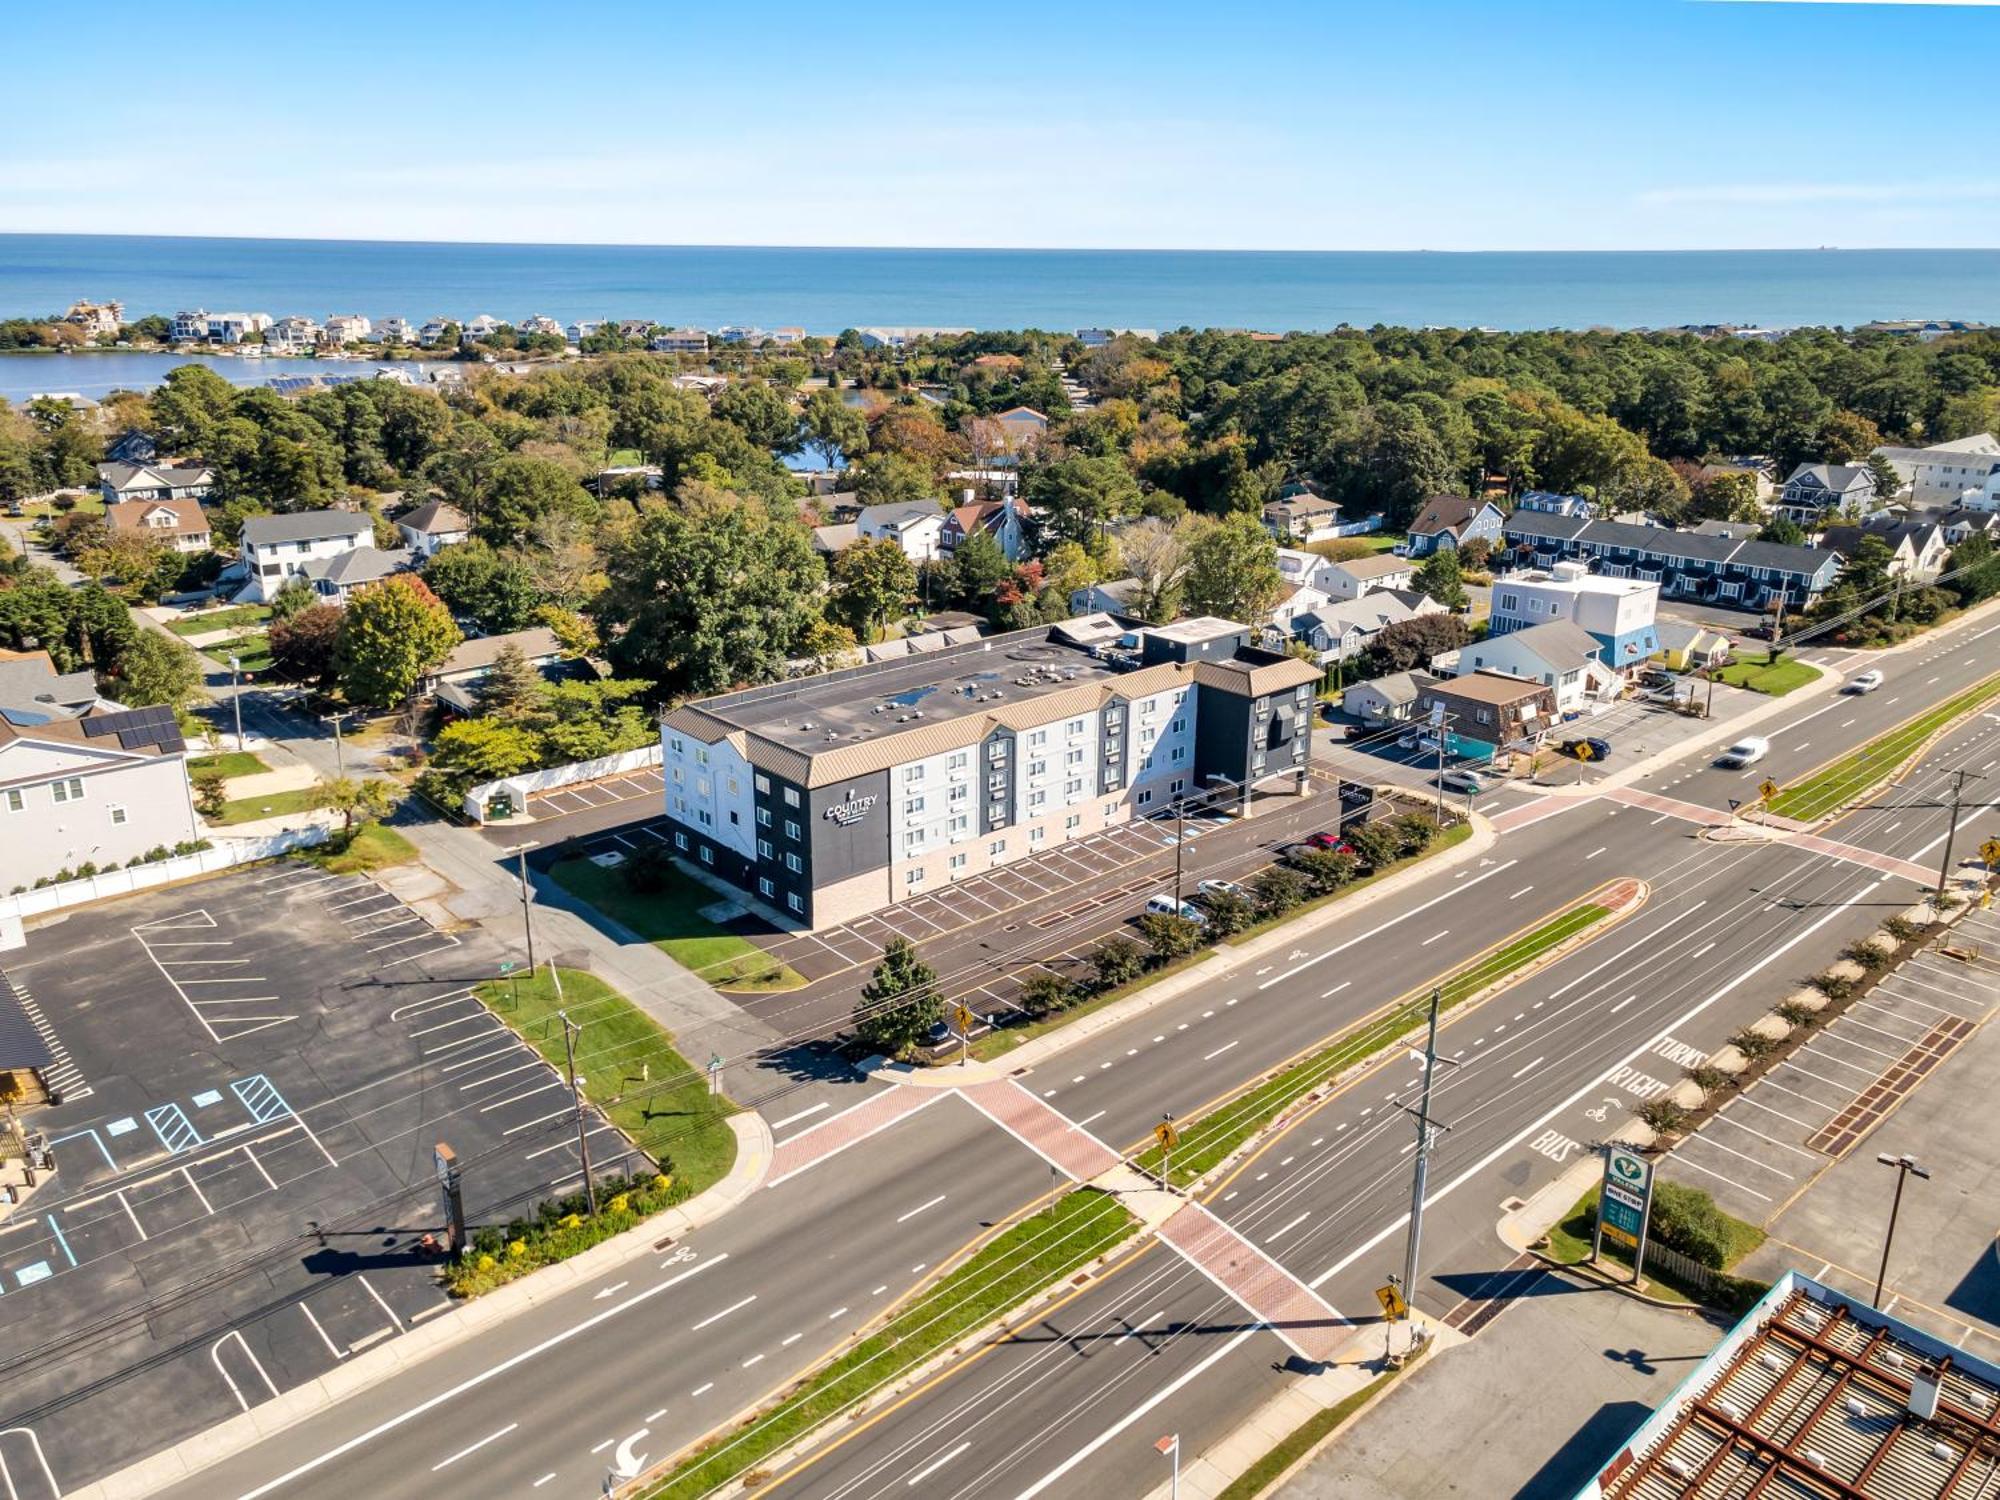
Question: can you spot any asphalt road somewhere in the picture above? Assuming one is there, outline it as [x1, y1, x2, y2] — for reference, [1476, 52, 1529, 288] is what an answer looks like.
[41, 604, 2000, 1499]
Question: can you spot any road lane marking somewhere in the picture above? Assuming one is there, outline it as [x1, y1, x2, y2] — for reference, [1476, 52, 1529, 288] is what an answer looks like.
[1268, 1211, 1311, 1240]
[1322, 981, 1351, 998]
[768, 1101, 830, 1131]
[896, 1194, 948, 1223]
[691, 1382, 715, 1397]
[647, 1407, 668, 1422]
[691, 1294, 756, 1331]
[1609, 995, 1636, 1014]
[906, 1441, 972, 1487]
[1259, 859, 1519, 989]
[1585, 847, 1606, 860]
[1509, 885, 1533, 899]
[1510, 1056, 1544, 1079]
[1203, 1041, 1240, 1061]
[1421, 929, 1448, 945]
[432, 1423, 518, 1471]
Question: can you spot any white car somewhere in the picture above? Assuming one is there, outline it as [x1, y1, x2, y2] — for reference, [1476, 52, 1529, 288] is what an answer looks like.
[1143, 894, 1207, 924]
[1197, 878, 1245, 900]
[1718, 736, 1771, 768]
[1436, 768, 1486, 795]
[1844, 670, 1885, 694]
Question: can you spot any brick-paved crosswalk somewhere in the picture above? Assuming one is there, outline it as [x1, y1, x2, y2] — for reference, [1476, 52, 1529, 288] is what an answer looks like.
[958, 1079, 1123, 1181]
[1157, 1203, 1347, 1363]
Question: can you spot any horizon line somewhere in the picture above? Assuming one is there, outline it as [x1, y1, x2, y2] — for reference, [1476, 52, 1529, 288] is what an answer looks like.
[5, 231, 2000, 256]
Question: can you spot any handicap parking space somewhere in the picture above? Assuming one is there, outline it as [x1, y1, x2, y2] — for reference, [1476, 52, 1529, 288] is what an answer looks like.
[0, 860, 644, 1494]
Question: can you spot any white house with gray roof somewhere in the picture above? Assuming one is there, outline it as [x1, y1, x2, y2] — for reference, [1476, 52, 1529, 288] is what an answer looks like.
[856, 502, 947, 564]
[235, 511, 374, 603]
[1437, 619, 1619, 714]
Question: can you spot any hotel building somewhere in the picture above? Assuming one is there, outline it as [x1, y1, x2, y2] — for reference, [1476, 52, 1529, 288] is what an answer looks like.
[658, 616, 1322, 928]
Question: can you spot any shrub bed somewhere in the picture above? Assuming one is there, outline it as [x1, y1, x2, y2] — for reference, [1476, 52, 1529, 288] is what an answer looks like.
[445, 1171, 689, 1298]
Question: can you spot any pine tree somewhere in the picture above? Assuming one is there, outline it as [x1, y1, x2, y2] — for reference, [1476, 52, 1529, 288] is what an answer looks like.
[854, 937, 942, 1057]
[476, 642, 546, 720]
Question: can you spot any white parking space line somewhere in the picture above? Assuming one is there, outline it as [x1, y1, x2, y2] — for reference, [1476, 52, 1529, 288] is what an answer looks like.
[1711, 1108, 1819, 1159]
[358, 1274, 405, 1332]
[1669, 1146, 1775, 1199]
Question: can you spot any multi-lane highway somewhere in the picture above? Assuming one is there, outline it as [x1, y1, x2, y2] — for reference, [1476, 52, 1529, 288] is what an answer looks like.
[106, 605, 2000, 1499]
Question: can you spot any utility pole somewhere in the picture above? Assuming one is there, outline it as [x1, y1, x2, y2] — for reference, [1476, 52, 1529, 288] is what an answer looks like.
[1935, 770, 1981, 898]
[1173, 792, 1187, 907]
[560, 1011, 598, 1216]
[321, 710, 351, 778]
[229, 655, 245, 751]
[1397, 987, 1458, 1347]
[1871, 1152, 1930, 1306]
[505, 840, 540, 972]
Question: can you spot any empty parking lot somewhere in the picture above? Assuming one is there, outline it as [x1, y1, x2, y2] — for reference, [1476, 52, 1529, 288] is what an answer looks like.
[0, 861, 637, 1494]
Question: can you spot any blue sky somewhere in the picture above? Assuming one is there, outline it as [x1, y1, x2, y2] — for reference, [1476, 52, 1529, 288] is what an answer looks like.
[5, 0, 1997, 250]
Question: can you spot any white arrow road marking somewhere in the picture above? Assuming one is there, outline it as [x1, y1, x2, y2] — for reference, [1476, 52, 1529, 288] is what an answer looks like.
[594, 1281, 629, 1300]
[610, 1427, 650, 1480]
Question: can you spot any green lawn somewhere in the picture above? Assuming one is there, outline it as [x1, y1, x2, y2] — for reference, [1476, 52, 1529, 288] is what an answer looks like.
[309, 821, 417, 873]
[473, 967, 737, 1194]
[166, 604, 271, 638]
[1768, 672, 2000, 822]
[187, 750, 269, 779]
[547, 856, 806, 992]
[208, 786, 320, 825]
[21, 495, 105, 517]
[1136, 898, 1615, 1186]
[206, 634, 273, 673]
[1710, 651, 1821, 696]
[1545, 1185, 1769, 1312]
[643, 1189, 1138, 1500]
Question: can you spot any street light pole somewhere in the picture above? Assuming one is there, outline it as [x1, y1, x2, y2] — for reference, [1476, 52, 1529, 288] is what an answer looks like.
[1872, 1152, 1930, 1307]
[1398, 986, 1457, 1345]
[1935, 770, 1981, 898]
[560, 1010, 597, 1216]
[1155, 1434, 1179, 1500]
[1173, 793, 1186, 907]
[504, 841, 540, 973]
[229, 655, 244, 752]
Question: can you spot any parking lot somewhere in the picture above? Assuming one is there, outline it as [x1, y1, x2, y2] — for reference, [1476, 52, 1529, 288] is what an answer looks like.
[0, 862, 637, 1495]
[1659, 908, 1998, 1228]
[523, 764, 663, 819]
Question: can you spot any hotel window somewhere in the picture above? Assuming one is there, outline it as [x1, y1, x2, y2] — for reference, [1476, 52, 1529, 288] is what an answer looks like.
[1170, 777, 1186, 795]
[757, 837, 773, 858]
[754, 773, 770, 794]
[671, 768, 684, 785]
[51, 777, 84, 803]
[950, 814, 969, 834]
[905, 830, 924, 850]
[1103, 802, 1117, 817]
[758, 877, 774, 898]
[726, 776, 739, 797]
[785, 819, 801, 841]
[905, 797, 926, 815]
[697, 809, 713, 827]
[1065, 814, 1081, 831]
[669, 736, 684, 754]
[696, 777, 710, 797]
[989, 838, 1006, 856]
[1029, 790, 1047, 808]
[1030, 828, 1046, 845]
[695, 747, 708, 766]
[1137, 789, 1153, 806]
[949, 853, 967, 872]
[787, 893, 804, 914]
[906, 868, 925, 886]
[949, 784, 968, 804]
[784, 786, 801, 807]
[1029, 759, 1047, 778]
[1171, 718, 1185, 733]
[1066, 718, 1085, 736]
[700, 845, 714, 865]
[1170, 747, 1185, 763]
[109, 805, 128, 826]
[904, 765, 924, 784]
[948, 751, 969, 772]
[675, 831, 688, 850]
[757, 807, 772, 827]
[1065, 748, 1085, 766]
[1064, 778, 1083, 798]
[785, 853, 803, 873]
[1028, 729, 1047, 747]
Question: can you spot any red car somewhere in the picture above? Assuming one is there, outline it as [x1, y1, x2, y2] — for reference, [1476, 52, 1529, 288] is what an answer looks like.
[1304, 831, 1354, 854]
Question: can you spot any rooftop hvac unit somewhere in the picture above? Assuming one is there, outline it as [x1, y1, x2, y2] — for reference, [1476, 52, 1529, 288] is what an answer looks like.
[1662, 1458, 1692, 1480]
[1933, 1441, 1955, 1462]
[1715, 1398, 1744, 1422]
[1805, 1448, 1830, 1470]
[1908, 1374, 1941, 1421]
[1845, 1396, 1867, 1417]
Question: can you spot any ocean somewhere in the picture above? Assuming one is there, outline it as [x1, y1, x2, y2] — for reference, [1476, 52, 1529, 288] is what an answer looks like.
[4, 235, 1999, 339]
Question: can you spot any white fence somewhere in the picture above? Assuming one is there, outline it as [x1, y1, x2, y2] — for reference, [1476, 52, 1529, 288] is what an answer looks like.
[0, 827, 330, 950]
[463, 743, 662, 823]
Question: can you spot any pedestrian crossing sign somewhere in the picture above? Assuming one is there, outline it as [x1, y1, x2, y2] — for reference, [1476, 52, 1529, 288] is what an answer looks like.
[1758, 779, 1780, 804]
[1375, 1283, 1408, 1320]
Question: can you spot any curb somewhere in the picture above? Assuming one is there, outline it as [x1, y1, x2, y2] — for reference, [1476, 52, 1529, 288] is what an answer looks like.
[994, 814, 1498, 1076]
[69, 1112, 774, 1500]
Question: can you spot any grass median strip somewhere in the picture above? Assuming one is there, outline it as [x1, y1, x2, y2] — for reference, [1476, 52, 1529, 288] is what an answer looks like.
[472, 966, 736, 1196]
[1137, 898, 1614, 1187]
[1768, 671, 2000, 822]
[641, 1188, 1138, 1499]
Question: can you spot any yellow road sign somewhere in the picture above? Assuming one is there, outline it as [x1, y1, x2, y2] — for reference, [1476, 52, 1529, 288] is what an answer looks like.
[1375, 1283, 1408, 1320]
[952, 1003, 975, 1033]
[1154, 1120, 1180, 1151]
[1758, 778, 1781, 803]
[1979, 837, 2000, 868]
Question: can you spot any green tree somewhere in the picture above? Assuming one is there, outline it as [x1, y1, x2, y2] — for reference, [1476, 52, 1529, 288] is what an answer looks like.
[1411, 548, 1469, 610]
[1945, 534, 2000, 606]
[268, 603, 343, 688]
[712, 381, 799, 450]
[1024, 454, 1139, 547]
[267, 576, 317, 623]
[1182, 512, 1282, 621]
[852, 453, 938, 509]
[478, 456, 598, 542]
[1091, 937, 1145, 990]
[312, 776, 400, 833]
[1136, 911, 1204, 963]
[429, 716, 546, 783]
[475, 642, 548, 719]
[1252, 865, 1309, 917]
[829, 538, 917, 642]
[1120, 516, 1192, 623]
[854, 937, 941, 1058]
[598, 500, 826, 697]
[101, 629, 203, 710]
[1197, 886, 1255, 935]
[334, 575, 462, 707]
[192, 768, 228, 818]
[1864, 454, 1903, 506]
[950, 529, 1010, 607]
[800, 388, 869, 461]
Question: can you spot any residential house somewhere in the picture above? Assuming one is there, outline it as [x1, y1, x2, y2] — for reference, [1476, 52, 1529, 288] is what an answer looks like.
[671, 373, 728, 396]
[1655, 621, 1732, 673]
[567, 320, 604, 344]
[420, 626, 571, 713]
[376, 315, 418, 345]
[1938, 507, 2000, 547]
[1696, 458, 1777, 507]
[460, 315, 502, 342]
[266, 315, 324, 351]
[1514, 490, 1594, 519]
[810, 523, 860, 557]
[768, 327, 807, 346]
[63, 300, 123, 338]
[303, 547, 411, 605]
[1288, 591, 1435, 666]
[520, 315, 564, 339]
[1075, 328, 1159, 347]
[1276, 547, 1334, 594]
[174, 311, 272, 344]
[1869, 434, 2000, 509]
[650, 328, 710, 354]
[1438, 619, 1619, 714]
[1260, 494, 1343, 544]
[990, 407, 1049, 460]
[394, 499, 472, 559]
[946, 468, 1022, 503]
[103, 430, 158, 465]
[29, 392, 96, 414]
[1320, 553, 1417, 602]
[1816, 519, 1949, 583]
[1488, 560, 1660, 671]
[170, 309, 210, 342]
[0, 652, 101, 721]
[1690, 519, 1761, 541]
[97, 462, 215, 505]
[324, 314, 372, 345]
[1501, 512, 1842, 611]
[617, 319, 655, 341]
[593, 464, 665, 496]
[105, 497, 212, 554]
[1070, 578, 1144, 616]
[1406, 494, 1506, 557]
[939, 498, 1030, 561]
[1266, 580, 1331, 638]
[715, 325, 765, 345]
[854, 326, 972, 350]
[1415, 671, 1558, 762]
[855, 502, 946, 565]
[236, 510, 374, 604]
[1777, 463, 1876, 523]
[1342, 670, 1431, 725]
[0, 704, 200, 889]
[1858, 319, 1989, 341]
